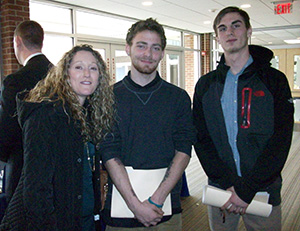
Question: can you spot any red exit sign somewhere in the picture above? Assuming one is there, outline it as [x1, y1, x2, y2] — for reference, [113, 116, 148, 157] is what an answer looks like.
[274, 3, 293, 15]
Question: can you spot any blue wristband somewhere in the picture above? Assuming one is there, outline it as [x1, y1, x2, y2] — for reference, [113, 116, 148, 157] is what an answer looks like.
[148, 197, 163, 208]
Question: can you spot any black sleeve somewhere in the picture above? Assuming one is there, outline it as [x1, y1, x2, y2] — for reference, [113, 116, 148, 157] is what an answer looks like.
[0, 76, 22, 162]
[99, 122, 122, 164]
[22, 111, 58, 230]
[173, 90, 196, 156]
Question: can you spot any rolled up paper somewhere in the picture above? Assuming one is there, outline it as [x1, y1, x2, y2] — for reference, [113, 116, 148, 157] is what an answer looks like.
[202, 185, 272, 217]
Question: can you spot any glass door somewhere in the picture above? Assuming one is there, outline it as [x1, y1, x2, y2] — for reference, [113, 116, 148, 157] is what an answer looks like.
[111, 45, 131, 83]
[163, 50, 184, 88]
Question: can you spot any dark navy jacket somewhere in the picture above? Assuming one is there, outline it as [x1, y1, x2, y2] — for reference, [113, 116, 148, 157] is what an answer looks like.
[193, 45, 294, 205]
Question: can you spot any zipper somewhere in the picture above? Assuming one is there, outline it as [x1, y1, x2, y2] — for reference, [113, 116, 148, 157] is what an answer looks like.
[241, 88, 252, 129]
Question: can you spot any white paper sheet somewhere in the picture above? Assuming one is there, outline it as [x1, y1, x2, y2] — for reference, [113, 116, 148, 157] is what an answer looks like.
[111, 166, 172, 218]
[202, 185, 272, 217]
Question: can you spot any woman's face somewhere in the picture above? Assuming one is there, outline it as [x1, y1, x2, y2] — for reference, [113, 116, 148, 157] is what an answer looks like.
[68, 50, 100, 105]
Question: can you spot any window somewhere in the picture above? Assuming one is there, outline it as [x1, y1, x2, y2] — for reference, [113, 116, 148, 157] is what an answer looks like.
[165, 29, 181, 46]
[294, 98, 300, 122]
[30, 1, 73, 64]
[76, 11, 133, 39]
[271, 56, 279, 70]
[30, 1, 72, 33]
[43, 35, 73, 65]
[294, 55, 300, 90]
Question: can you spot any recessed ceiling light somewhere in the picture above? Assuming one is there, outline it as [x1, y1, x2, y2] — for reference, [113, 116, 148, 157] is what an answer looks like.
[240, 4, 251, 9]
[208, 9, 217, 13]
[142, 1, 153, 6]
[284, 39, 300, 44]
[203, 21, 211, 25]
[268, 42, 273, 44]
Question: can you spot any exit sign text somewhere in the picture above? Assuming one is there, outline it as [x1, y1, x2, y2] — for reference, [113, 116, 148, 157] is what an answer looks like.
[274, 3, 293, 15]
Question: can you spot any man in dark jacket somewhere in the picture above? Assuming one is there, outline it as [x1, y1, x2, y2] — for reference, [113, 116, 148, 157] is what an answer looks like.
[0, 20, 52, 203]
[193, 6, 294, 231]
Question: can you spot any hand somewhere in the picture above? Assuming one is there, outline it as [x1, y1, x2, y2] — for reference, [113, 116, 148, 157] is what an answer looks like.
[132, 199, 164, 227]
[221, 186, 249, 215]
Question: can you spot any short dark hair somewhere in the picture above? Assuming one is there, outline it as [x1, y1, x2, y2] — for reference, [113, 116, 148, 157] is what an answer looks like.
[14, 20, 44, 50]
[213, 6, 251, 36]
[126, 18, 166, 50]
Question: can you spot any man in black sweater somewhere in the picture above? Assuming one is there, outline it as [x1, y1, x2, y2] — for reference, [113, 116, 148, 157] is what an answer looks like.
[101, 18, 195, 230]
[0, 20, 52, 203]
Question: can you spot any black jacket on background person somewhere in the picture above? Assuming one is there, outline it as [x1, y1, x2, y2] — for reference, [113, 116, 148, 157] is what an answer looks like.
[0, 54, 52, 202]
[193, 45, 294, 205]
[0, 92, 101, 231]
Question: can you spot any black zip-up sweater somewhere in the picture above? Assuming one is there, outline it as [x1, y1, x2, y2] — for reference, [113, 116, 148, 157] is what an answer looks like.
[193, 45, 294, 205]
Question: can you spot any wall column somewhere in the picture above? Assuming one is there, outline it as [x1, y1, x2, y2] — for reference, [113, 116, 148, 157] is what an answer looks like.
[0, 0, 29, 80]
[200, 33, 212, 76]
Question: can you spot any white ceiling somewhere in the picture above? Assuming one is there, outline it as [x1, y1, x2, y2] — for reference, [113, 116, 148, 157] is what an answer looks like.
[51, 0, 300, 47]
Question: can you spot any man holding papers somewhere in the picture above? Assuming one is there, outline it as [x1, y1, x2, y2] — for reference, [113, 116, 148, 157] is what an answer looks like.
[101, 18, 196, 230]
[193, 6, 294, 231]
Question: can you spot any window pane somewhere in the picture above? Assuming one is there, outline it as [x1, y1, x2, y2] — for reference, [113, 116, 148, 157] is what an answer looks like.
[76, 11, 133, 39]
[165, 29, 181, 46]
[30, 2, 72, 34]
[116, 62, 131, 82]
[271, 56, 279, 70]
[166, 54, 180, 85]
[115, 50, 127, 57]
[43, 35, 73, 65]
[114, 49, 131, 82]
[294, 99, 300, 122]
[95, 49, 106, 60]
[294, 55, 300, 90]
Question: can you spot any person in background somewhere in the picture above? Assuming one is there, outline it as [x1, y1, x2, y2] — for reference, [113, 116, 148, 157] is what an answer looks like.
[100, 18, 196, 230]
[193, 6, 294, 231]
[0, 44, 115, 230]
[0, 20, 53, 203]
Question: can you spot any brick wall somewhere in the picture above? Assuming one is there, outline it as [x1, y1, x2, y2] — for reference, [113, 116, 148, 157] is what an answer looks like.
[1, 0, 30, 78]
[184, 34, 196, 99]
[200, 33, 211, 76]
[184, 33, 212, 99]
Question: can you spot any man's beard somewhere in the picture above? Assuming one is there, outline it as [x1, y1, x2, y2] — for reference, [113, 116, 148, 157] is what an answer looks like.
[132, 61, 158, 75]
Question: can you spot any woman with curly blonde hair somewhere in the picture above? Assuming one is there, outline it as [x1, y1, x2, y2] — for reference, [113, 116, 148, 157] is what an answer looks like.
[27, 44, 115, 143]
[0, 44, 115, 231]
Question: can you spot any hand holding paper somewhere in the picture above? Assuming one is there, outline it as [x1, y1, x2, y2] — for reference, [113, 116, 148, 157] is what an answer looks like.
[111, 167, 172, 218]
[202, 185, 272, 217]
[132, 199, 164, 227]
[222, 186, 249, 214]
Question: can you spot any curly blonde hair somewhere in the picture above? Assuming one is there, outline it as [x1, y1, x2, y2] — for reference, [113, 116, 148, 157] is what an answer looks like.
[26, 44, 115, 143]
